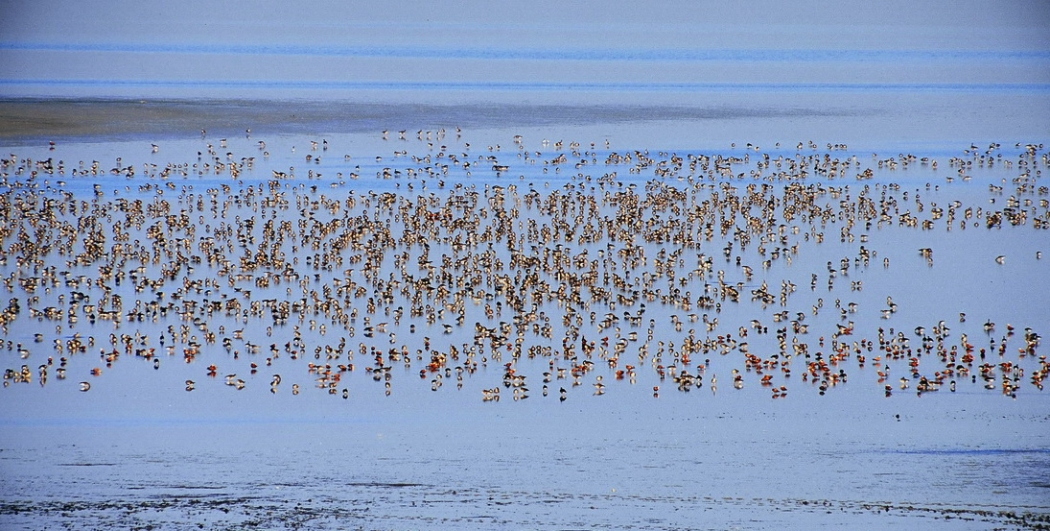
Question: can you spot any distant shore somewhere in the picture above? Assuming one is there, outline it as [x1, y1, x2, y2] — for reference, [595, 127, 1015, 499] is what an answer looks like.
[0, 97, 864, 143]
[5, 96, 1047, 156]
[0, 98, 366, 141]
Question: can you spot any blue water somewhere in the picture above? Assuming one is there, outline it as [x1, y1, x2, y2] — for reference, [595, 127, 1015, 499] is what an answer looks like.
[2, 0, 1049, 105]
[5, 41, 1050, 62]
[5, 79, 1050, 93]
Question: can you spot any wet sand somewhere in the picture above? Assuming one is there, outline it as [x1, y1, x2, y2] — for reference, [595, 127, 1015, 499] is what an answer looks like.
[0, 97, 863, 144]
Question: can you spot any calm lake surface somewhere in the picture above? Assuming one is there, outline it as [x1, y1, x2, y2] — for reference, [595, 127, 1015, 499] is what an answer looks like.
[1, 87, 1049, 531]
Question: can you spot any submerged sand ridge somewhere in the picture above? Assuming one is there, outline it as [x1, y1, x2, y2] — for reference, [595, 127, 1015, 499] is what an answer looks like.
[0, 99, 449, 140]
[0, 98, 866, 143]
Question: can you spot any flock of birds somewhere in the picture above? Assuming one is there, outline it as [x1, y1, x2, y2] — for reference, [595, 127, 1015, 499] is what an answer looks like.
[1, 129, 1047, 405]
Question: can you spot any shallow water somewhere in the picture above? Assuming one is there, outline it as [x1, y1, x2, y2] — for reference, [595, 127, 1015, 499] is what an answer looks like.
[3, 2, 1050, 528]
[1, 100, 1049, 530]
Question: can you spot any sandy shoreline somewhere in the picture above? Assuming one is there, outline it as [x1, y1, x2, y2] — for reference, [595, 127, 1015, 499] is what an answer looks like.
[0, 98, 372, 140]
[0, 97, 860, 143]
[4, 95, 1047, 156]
